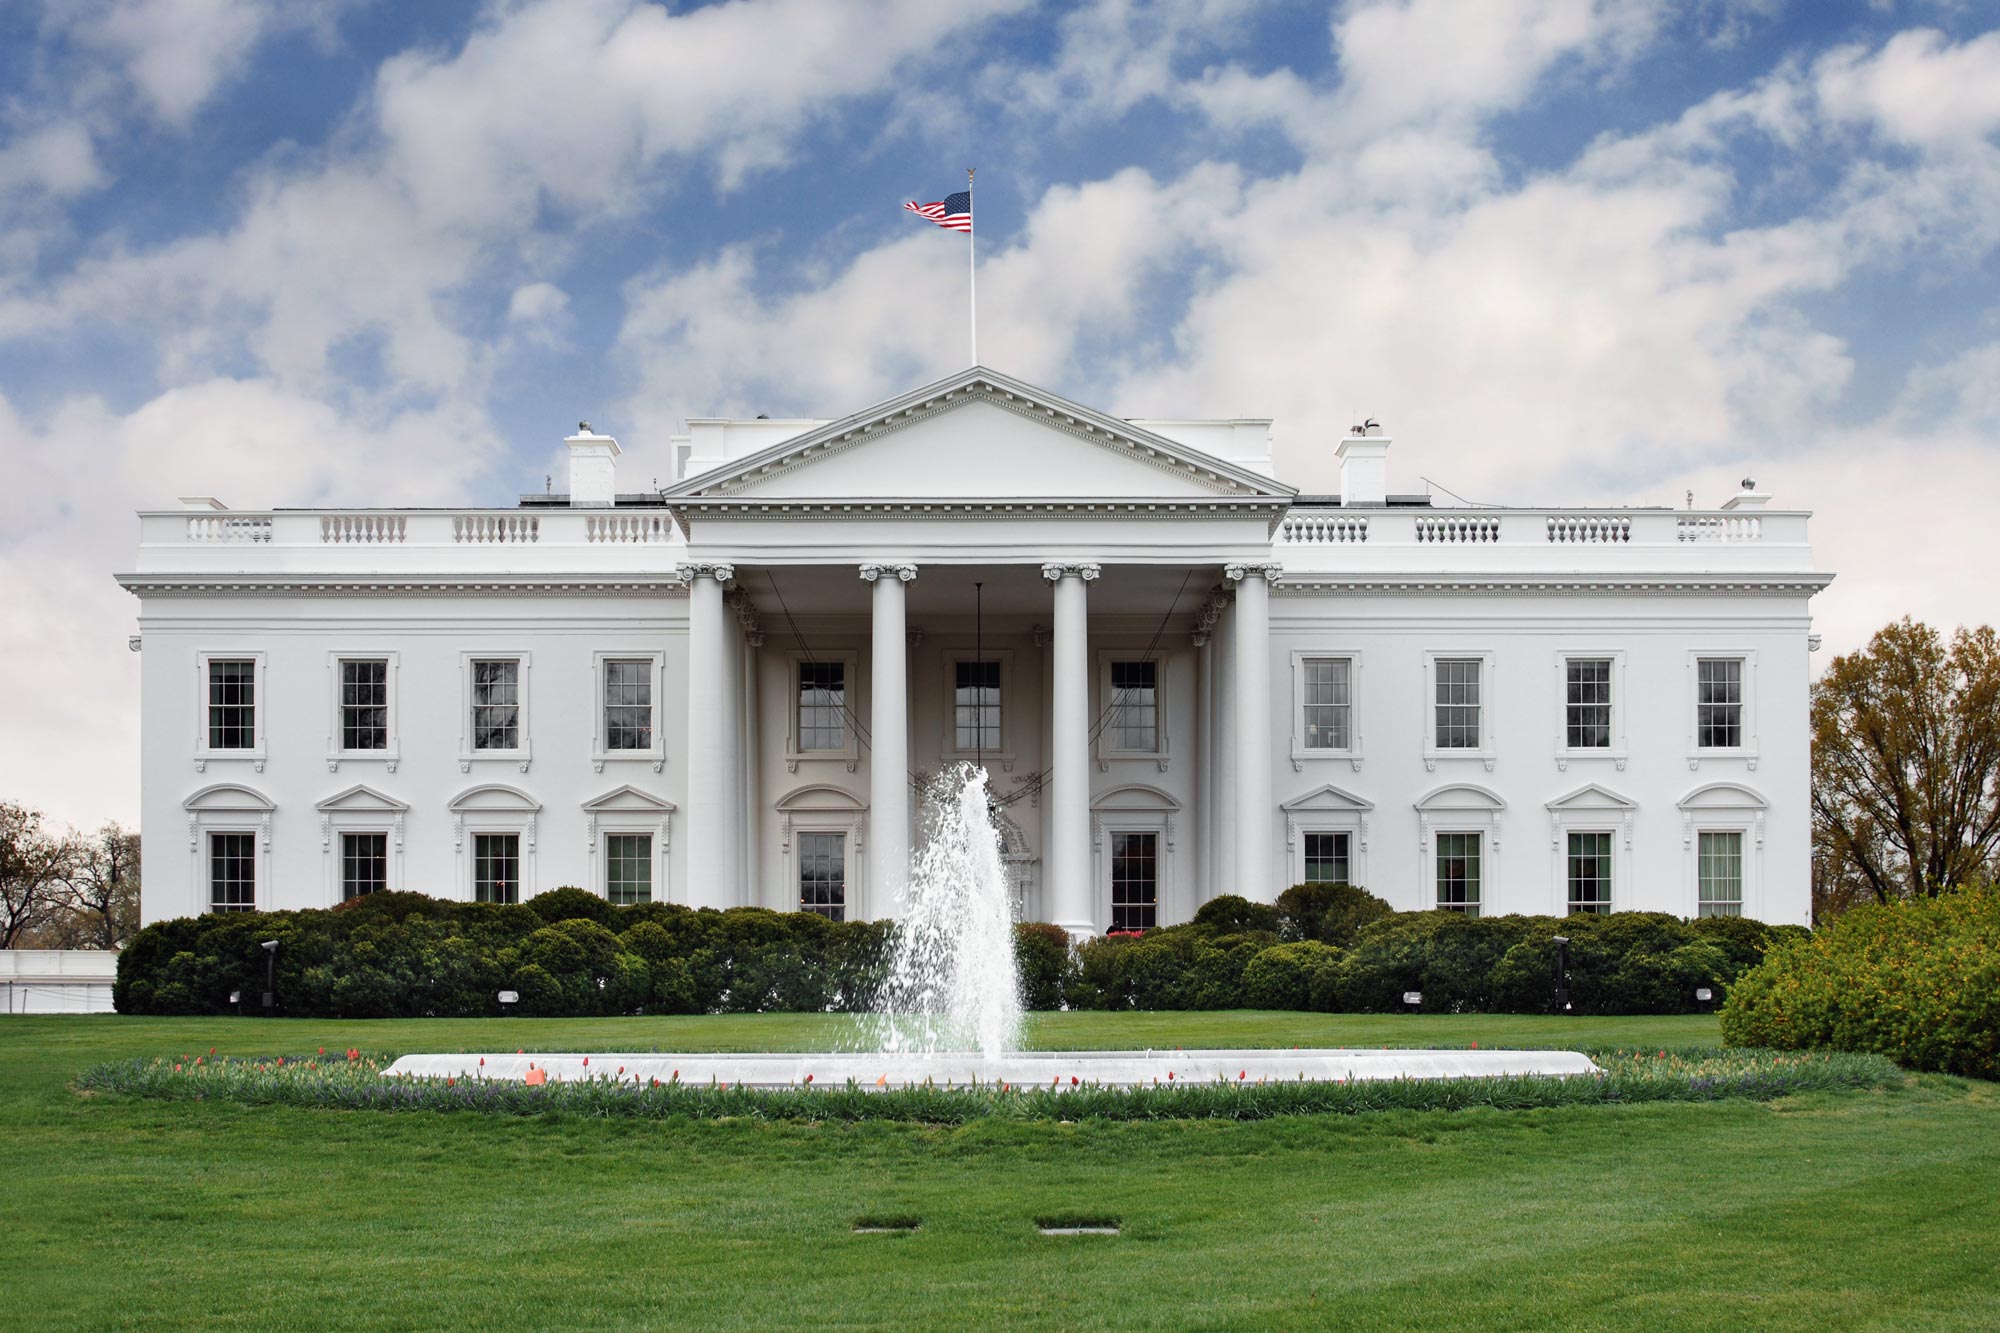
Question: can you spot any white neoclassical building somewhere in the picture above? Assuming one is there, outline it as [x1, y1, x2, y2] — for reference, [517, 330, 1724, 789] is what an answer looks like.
[121, 367, 1830, 931]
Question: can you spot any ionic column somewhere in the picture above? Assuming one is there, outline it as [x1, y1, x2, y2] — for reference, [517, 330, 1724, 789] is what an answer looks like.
[1043, 561, 1100, 936]
[861, 562, 918, 920]
[1226, 563, 1281, 903]
[680, 562, 736, 908]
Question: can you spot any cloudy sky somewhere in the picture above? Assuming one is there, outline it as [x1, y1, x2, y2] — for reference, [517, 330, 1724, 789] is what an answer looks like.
[2, 0, 1998, 831]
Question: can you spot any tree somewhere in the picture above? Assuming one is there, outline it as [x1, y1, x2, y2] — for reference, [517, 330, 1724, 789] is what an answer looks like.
[0, 803, 80, 948]
[55, 826, 142, 950]
[1811, 618, 2000, 906]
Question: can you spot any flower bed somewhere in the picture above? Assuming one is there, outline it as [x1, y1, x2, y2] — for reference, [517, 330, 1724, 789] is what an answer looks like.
[74, 1046, 1902, 1124]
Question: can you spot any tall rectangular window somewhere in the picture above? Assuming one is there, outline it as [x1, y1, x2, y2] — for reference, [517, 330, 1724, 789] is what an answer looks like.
[954, 661, 1001, 752]
[474, 833, 519, 904]
[1565, 659, 1612, 749]
[209, 832, 255, 912]
[1304, 832, 1350, 885]
[1567, 831, 1612, 914]
[798, 662, 845, 752]
[603, 660, 653, 751]
[1109, 661, 1158, 751]
[340, 659, 388, 751]
[207, 659, 256, 750]
[605, 833, 652, 906]
[1302, 658, 1352, 750]
[471, 660, 520, 751]
[1698, 831, 1744, 917]
[342, 832, 388, 900]
[1696, 659, 1743, 749]
[799, 832, 845, 920]
[1434, 659, 1482, 749]
[1110, 831, 1158, 931]
[1435, 833, 1481, 915]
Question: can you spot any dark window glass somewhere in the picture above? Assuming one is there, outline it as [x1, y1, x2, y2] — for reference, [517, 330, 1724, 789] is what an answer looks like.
[1111, 832, 1158, 931]
[1565, 659, 1611, 749]
[799, 832, 845, 921]
[1109, 661, 1159, 751]
[1566, 831, 1611, 914]
[209, 832, 255, 912]
[798, 662, 845, 751]
[1303, 658, 1351, 749]
[604, 660, 653, 751]
[606, 833, 651, 905]
[1435, 833, 1481, 915]
[954, 660, 1001, 752]
[1434, 659, 1481, 749]
[207, 660, 256, 749]
[471, 661, 520, 751]
[342, 832, 388, 900]
[1696, 659, 1743, 748]
[1304, 832, 1350, 884]
[1698, 831, 1744, 917]
[341, 659, 388, 751]
[474, 833, 519, 904]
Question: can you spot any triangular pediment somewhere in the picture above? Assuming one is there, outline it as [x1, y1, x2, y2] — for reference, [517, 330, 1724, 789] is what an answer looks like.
[315, 784, 409, 813]
[581, 784, 676, 814]
[1545, 783, 1635, 813]
[1281, 784, 1374, 814]
[665, 367, 1295, 504]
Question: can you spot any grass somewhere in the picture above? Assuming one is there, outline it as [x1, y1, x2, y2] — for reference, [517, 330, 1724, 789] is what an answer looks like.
[4, 1011, 1998, 1330]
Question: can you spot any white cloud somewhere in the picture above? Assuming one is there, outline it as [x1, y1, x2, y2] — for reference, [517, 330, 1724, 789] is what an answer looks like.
[1816, 28, 2000, 145]
[0, 120, 107, 200]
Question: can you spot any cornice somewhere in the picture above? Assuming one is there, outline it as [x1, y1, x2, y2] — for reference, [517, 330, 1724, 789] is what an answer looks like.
[116, 574, 691, 598]
[1270, 574, 1836, 597]
[670, 496, 1290, 519]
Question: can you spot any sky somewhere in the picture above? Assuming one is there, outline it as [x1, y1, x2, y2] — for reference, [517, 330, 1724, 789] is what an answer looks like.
[3, 0, 1999, 832]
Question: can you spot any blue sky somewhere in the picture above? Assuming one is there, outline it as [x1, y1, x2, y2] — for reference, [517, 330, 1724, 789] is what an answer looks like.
[2, 0, 1999, 828]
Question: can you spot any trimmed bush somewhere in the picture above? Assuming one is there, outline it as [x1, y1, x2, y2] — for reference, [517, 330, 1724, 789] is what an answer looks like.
[1276, 882, 1394, 947]
[1720, 887, 2000, 1078]
[1190, 894, 1281, 937]
[1241, 941, 1341, 1010]
[1013, 922, 1075, 1011]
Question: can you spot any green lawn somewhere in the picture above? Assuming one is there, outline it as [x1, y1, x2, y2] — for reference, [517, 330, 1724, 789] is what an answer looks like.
[5, 1012, 1997, 1330]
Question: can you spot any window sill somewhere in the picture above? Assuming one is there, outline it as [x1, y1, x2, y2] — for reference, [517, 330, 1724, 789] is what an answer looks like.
[785, 749, 859, 774]
[1290, 746, 1362, 773]
[943, 749, 1016, 772]
[194, 749, 265, 773]
[327, 750, 400, 774]
[459, 750, 532, 774]
[1686, 749, 1759, 772]
[1554, 749, 1626, 772]
[1423, 749, 1494, 772]
[592, 750, 665, 774]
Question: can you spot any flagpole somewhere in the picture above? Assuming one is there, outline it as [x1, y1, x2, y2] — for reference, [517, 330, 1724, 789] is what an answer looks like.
[967, 166, 977, 366]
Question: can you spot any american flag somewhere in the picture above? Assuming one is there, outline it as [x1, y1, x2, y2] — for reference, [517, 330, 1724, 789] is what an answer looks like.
[904, 190, 971, 232]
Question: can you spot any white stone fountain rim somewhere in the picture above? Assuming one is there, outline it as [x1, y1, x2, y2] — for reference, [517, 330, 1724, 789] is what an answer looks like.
[382, 1048, 1600, 1090]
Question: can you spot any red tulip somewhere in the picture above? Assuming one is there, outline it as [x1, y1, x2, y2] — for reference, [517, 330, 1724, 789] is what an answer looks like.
[447, 1078, 455, 1088]
[1239, 1070, 1246, 1080]
[1070, 1075, 1079, 1086]
[478, 1057, 485, 1066]
[318, 1047, 325, 1055]
[582, 1057, 589, 1067]
[1167, 1071, 1175, 1081]
[209, 1047, 216, 1056]
[277, 1056, 284, 1066]
[1470, 1041, 1479, 1049]
[617, 1066, 624, 1076]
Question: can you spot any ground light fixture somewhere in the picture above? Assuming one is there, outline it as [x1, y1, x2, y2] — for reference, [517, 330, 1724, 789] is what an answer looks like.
[259, 940, 279, 1015]
[1552, 936, 1572, 1012]
[1402, 990, 1422, 1010]
[497, 990, 519, 1006]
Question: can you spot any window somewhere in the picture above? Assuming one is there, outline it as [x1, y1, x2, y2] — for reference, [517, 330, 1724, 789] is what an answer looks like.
[954, 661, 1001, 753]
[342, 832, 388, 900]
[340, 660, 388, 751]
[471, 660, 521, 751]
[1304, 832, 1350, 884]
[1435, 833, 1481, 915]
[1696, 659, 1743, 749]
[1108, 661, 1158, 751]
[1565, 659, 1612, 750]
[799, 831, 845, 920]
[474, 833, 520, 904]
[1302, 658, 1352, 750]
[1434, 659, 1482, 749]
[1110, 831, 1158, 930]
[209, 832, 256, 912]
[603, 659, 653, 751]
[1567, 831, 1612, 914]
[798, 662, 845, 752]
[1698, 831, 1743, 917]
[207, 659, 256, 750]
[605, 833, 652, 906]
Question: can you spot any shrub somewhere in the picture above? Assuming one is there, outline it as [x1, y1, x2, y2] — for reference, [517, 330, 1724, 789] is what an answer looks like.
[1720, 887, 2000, 1078]
[1276, 882, 1394, 947]
[1013, 922, 1075, 1011]
[1241, 941, 1341, 1010]
[1190, 894, 1281, 937]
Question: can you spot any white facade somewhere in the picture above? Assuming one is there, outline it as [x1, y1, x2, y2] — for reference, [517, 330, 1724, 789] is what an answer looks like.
[121, 367, 1830, 930]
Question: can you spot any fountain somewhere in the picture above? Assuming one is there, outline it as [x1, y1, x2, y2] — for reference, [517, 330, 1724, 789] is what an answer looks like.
[385, 765, 1600, 1090]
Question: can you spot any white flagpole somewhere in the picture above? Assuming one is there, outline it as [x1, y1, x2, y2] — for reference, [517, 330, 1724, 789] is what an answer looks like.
[967, 166, 977, 366]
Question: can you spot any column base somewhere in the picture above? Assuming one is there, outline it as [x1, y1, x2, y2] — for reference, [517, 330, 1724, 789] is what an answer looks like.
[1053, 919, 1098, 942]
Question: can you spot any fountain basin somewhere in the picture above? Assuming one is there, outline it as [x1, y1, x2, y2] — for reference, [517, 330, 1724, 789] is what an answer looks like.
[382, 1048, 1599, 1089]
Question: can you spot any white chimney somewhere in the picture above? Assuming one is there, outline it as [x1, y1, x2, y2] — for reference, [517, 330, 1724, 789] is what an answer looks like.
[1721, 477, 1770, 510]
[1337, 426, 1390, 507]
[564, 422, 620, 507]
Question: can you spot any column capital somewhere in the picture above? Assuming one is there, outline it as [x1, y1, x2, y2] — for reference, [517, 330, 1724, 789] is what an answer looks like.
[1040, 561, 1102, 583]
[1223, 561, 1282, 586]
[1191, 588, 1232, 646]
[676, 561, 736, 584]
[859, 562, 919, 583]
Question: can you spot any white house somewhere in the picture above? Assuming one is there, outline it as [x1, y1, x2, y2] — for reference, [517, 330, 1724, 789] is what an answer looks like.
[120, 366, 1830, 932]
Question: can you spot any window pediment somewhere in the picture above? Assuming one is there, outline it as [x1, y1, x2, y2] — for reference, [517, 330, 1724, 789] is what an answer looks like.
[1545, 783, 1635, 813]
[581, 784, 676, 814]
[1415, 783, 1506, 813]
[775, 784, 866, 813]
[184, 783, 274, 813]
[1678, 782, 1767, 811]
[447, 784, 541, 814]
[1281, 783, 1374, 814]
[315, 784, 409, 813]
[1091, 783, 1180, 812]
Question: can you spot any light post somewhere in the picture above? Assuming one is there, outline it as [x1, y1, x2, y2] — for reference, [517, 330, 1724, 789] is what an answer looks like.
[1551, 935, 1571, 1013]
[260, 939, 280, 1016]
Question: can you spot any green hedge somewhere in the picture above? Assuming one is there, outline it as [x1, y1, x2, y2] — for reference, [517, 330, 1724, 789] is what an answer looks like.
[116, 886, 1802, 1019]
[1719, 887, 2000, 1078]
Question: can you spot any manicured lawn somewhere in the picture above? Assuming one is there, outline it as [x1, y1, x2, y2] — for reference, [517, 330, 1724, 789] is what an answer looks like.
[5, 1012, 1997, 1330]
